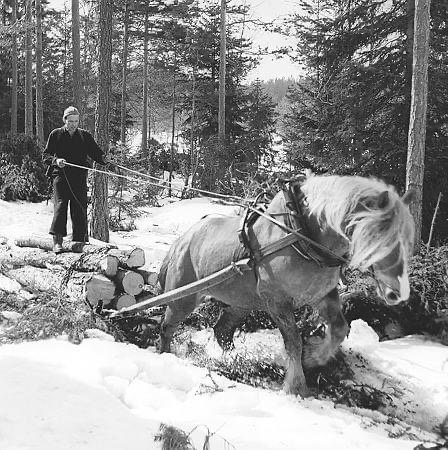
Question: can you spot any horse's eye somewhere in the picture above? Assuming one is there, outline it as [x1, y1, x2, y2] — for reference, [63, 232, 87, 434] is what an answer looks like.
[310, 323, 327, 338]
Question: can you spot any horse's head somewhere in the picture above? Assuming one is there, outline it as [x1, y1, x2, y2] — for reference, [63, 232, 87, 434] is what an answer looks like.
[301, 175, 415, 305]
[371, 239, 411, 305]
[361, 189, 415, 306]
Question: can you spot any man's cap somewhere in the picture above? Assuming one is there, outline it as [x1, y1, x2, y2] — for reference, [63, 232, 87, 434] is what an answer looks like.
[63, 106, 80, 120]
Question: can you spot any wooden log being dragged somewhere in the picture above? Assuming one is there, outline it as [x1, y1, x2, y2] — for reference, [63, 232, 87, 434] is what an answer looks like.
[0, 245, 119, 277]
[108, 293, 136, 310]
[6, 266, 83, 299]
[109, 247, 145, 269]
[115, 269, 144, 296]
[85, 274, 116, 304]
[98, 255, 119, 277]
[134, 269, 159, 286]
[14, 235, 117, 253]
[6, 266, 116, 305]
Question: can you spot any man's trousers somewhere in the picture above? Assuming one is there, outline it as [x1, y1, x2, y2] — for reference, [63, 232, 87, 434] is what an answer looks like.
[49, 174, 88, 242]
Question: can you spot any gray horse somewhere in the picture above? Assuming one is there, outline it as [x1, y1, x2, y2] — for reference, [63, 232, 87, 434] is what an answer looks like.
[158, 175, 414, 397]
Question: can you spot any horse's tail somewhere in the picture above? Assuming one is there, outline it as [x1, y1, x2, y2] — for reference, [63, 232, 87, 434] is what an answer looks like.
[157, 253, 170, 292]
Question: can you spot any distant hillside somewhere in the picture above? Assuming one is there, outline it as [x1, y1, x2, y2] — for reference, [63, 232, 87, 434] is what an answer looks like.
[254, 77, 298, 104]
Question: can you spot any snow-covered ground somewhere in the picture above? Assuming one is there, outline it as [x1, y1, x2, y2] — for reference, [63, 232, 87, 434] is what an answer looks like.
[0, 197, 447, 449]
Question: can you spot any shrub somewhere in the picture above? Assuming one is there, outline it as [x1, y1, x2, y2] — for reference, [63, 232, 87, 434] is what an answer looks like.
[0, 134, 48, 201]
[343, 244, 448, 342]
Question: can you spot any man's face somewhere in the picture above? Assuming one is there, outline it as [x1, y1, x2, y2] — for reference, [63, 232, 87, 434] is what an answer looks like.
[64, 114, 79, 133]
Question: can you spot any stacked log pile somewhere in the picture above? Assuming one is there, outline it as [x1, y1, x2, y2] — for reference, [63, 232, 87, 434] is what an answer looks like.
[0, 235, 159, 311]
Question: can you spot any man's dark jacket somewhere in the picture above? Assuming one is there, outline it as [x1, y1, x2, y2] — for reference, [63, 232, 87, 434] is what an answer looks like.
[43, 127, 106, 179]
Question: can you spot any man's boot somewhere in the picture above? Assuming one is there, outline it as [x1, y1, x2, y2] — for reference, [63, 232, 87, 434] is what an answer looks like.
[52, 235, 63, 254]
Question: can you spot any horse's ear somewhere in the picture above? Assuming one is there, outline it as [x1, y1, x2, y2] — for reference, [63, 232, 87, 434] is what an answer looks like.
[401, 189, 415, 205]
[377, 190, 389, 209]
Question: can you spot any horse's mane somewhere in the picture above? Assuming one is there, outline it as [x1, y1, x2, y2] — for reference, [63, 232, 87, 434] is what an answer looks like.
[301, 175, 414, 270]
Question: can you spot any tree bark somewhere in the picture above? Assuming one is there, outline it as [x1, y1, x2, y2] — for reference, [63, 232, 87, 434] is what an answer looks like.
[10, 0, 18, 135]
[24, 0, 33, 136]
[91, 0, 113, 242]
[13, 235, 115, 252]
[406, 0, 431, 251]
[108, 247, 145, 268]
[405, 0, 415, 127]
[187, 58, 197, 196]
[72, 0, 81, 109]
[218, 0, 226, 145]
[141, 3, 149, 156]
[35, 0, 44, 146]
[0, 245, 119, 277]
[5, 266, 115, 304]
[169, 51, 176, 197]
[120, 0, 130, 144]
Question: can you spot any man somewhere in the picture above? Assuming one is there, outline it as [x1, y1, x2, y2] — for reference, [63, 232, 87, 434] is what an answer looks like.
[43, 106, 108, 253]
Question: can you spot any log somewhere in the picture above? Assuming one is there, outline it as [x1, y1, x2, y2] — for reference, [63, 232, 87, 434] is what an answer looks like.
[115, 269, 144, 296]
[110, 258, 252, 317]
[110, 293, 136, 310]
[109, 247, 145, 269]
[6, 266, 116, 305]
[14, 235, 116, 253]
[85, 274, 116, 304]
[0, 245, 119, 277]
[134, 268, 159, 286]
[98, 255, 119, 277]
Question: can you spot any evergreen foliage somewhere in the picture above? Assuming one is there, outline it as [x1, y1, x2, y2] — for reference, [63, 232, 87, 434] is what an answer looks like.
[0, 134, 47, 201]
[283, 0, 448, 242]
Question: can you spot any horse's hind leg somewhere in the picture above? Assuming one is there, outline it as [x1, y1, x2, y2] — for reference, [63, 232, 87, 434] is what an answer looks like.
[159, 295, 197, 353]
[213, 306, 248, 351]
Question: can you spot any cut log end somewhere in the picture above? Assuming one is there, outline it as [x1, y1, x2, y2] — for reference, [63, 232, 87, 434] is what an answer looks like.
[115, 269, 144, 296]
[111, 293, 136, 310]
[85, 274, 116, 304]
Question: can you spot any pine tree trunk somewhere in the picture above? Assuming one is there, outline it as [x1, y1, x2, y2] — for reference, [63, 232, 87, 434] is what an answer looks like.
[141, 4, 149, 156]
[120, 0, 130, 144]
[24, 0, 33, 136]
[218, 0, 226, 145]
[91, 0, 112, 242]
[72, 0, 81, 109]
[10, 0, 18, 135]
[406, 0, 431, 252]
[405, 0, 415, 127]
[35, 0, 44, 146]
[169, 55, 176, 197]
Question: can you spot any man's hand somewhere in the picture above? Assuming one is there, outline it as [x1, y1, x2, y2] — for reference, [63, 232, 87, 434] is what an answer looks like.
[56, 158, 66, 168]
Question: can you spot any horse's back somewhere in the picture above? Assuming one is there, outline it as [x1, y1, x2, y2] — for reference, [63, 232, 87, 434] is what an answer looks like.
[161, 213, 244, 286]
[182, 214, 244, 276]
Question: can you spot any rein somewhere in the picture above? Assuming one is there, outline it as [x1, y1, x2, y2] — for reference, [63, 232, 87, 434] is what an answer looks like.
[239, 180, 349, 269]
[63, 161, 250, 204]
[244, 203, 349, 266]
[65, 161, 348, 268]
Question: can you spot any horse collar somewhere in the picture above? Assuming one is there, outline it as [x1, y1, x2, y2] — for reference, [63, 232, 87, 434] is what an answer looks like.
[238, 180, 347, 269]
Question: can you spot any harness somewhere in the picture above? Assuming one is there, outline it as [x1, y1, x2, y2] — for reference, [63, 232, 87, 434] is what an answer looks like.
[238, 177, 348, 271]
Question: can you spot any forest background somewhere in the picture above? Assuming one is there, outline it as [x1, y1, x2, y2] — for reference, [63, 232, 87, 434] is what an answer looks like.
[0, 0, 447, 244]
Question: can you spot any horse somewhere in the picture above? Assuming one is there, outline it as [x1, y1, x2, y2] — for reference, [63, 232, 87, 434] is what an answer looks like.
[158, 174, 415, 397]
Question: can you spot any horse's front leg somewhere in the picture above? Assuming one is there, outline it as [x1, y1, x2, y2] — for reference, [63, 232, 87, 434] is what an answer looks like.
[263, 294, 311, 398]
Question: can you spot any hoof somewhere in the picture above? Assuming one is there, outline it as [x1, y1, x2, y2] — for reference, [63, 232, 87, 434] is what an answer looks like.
[283, 383, 312, 398]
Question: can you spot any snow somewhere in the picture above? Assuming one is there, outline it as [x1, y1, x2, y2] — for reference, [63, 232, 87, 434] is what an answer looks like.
[1, 197, 447, 449]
